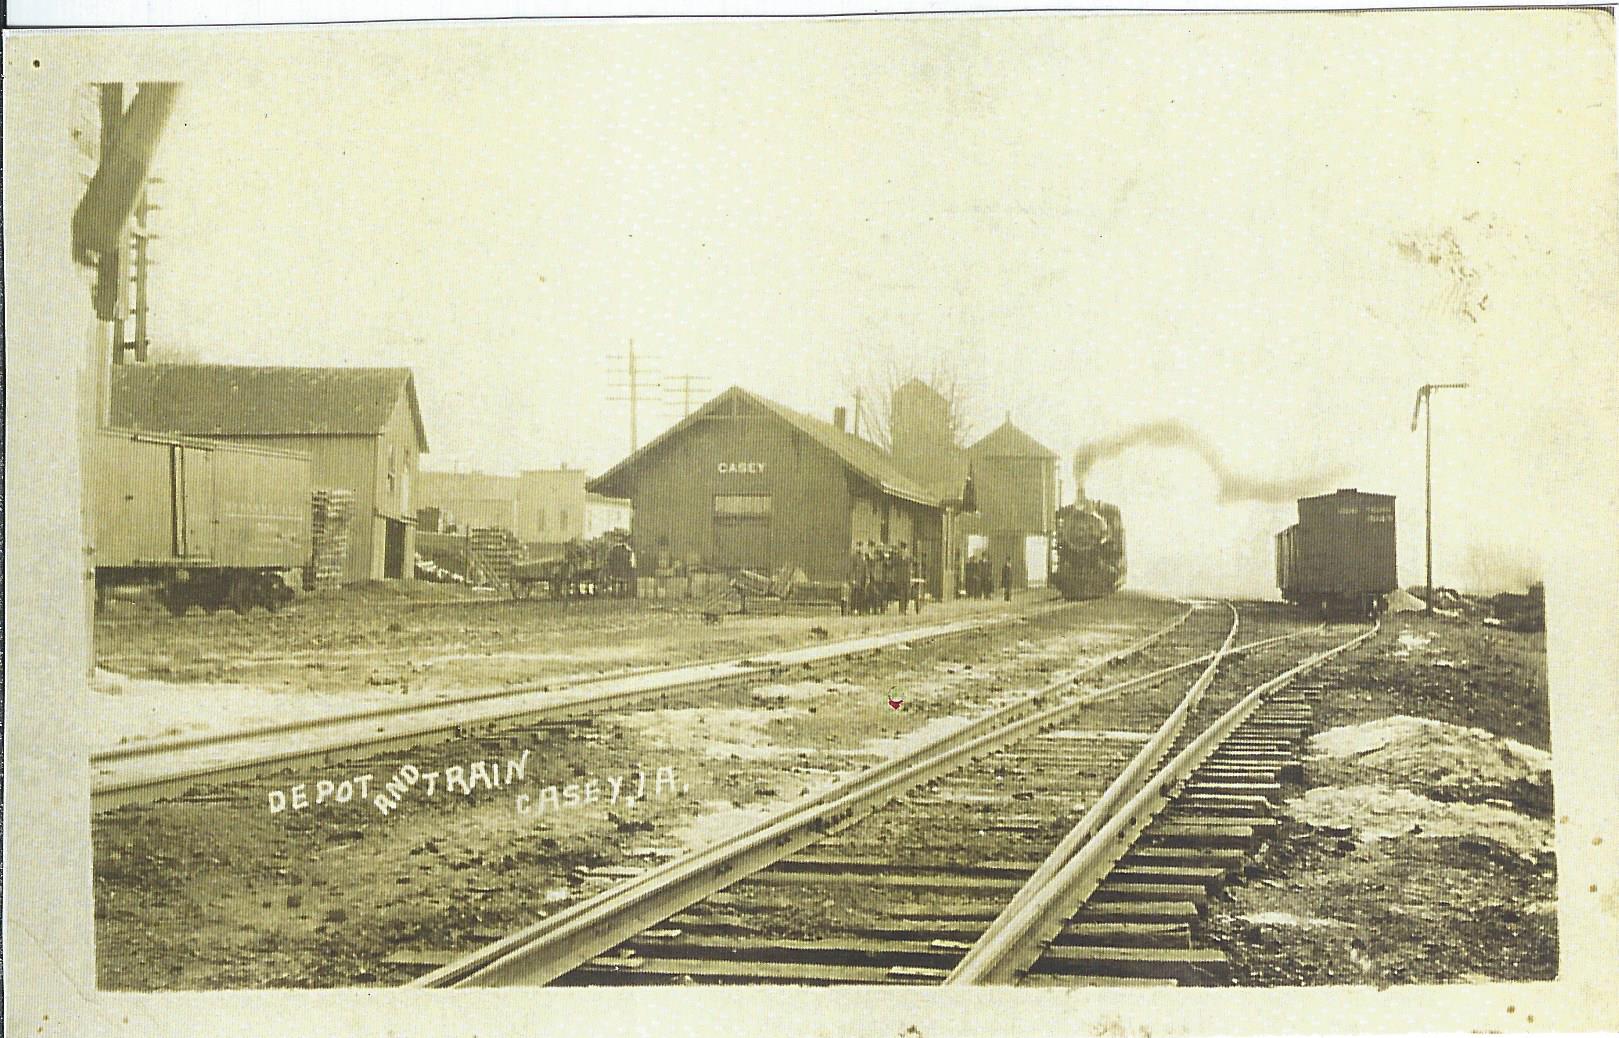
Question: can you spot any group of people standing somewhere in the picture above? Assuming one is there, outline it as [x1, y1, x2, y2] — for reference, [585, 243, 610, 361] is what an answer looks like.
[962, 551, 1012, 602]
[846, 540, 921, 615]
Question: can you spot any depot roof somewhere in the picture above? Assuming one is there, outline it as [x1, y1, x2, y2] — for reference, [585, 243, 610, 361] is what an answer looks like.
[588, 385, 941, 508]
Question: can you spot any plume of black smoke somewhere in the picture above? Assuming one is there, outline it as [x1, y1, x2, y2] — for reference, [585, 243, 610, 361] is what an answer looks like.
[1073, 420, 1349, 504]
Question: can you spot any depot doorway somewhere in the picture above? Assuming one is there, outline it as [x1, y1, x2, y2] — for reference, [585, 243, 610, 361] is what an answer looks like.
[714, 493, 772, 573]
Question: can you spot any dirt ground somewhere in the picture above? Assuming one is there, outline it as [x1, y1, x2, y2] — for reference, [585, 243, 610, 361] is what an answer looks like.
[1205, 611, 1559, 985]
[91, 582, 1043, 748]
[92, 592, 1192, 989]
[95, 597, 1549, 990]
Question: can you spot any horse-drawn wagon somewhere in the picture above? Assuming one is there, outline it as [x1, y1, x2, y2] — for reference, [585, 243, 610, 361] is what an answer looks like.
[510, 532, 635, 600]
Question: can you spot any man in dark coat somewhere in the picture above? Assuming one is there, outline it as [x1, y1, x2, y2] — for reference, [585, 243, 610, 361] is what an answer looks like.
[1001, 557, 1013, 602]
[870, 545, 888, 613]
[896, 542, 914, 614]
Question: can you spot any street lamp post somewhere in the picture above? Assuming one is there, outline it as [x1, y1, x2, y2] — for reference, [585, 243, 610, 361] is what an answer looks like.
[1411, 383, 1469, 614]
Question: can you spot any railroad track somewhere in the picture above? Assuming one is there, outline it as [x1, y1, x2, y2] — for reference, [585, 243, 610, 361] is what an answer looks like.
[90, 597, 1094, 812]
[949, 620, 1377, 986]
[411, 601, 1363, 988]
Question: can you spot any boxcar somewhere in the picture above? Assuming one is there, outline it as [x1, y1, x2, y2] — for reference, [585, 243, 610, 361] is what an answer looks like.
[93, 427, 313, 615]
[1275, 488, 1397, 617]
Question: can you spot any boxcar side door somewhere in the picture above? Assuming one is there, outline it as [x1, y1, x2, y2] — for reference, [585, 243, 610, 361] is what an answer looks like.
[177, 444, 216, 559]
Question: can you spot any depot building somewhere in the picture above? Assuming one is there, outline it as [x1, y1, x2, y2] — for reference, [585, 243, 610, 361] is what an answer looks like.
[587, 386, 950, 595]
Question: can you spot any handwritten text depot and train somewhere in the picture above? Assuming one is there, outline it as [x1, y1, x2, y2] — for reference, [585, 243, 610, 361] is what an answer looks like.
[265, 753, 683, 818]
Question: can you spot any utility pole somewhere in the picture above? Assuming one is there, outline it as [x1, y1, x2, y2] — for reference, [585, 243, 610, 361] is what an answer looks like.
[98, 84, 128, 373]
[662, 373, 710, 418]
[1411, 382, 1469, 613]
[127, 181, 160, 362]
[607, 340, 657, 456]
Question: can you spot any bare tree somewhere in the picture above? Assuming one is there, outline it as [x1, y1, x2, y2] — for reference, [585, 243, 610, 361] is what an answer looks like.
[842, 348, 980, 451]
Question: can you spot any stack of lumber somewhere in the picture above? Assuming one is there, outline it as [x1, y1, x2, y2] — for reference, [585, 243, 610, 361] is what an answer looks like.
[310, 488, 355, 589]
[469, 526, 521, 587]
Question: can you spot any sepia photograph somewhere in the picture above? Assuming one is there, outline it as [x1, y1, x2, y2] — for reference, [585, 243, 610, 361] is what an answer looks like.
[4, 5, 1618, 1036]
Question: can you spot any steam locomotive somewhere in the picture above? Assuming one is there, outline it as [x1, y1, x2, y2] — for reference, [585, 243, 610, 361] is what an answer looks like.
[1051, 499, 1127, 600]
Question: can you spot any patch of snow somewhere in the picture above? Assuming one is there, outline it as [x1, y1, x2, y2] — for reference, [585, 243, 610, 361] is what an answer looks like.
[90, 668, 410, 752]
[1311, 715, 1549, 771]
[1308, 715, 1551, 811]
[1042, 729, 1152, 742]
[672, 799, 791, 850]
[1393, 631, 1433, 658]
[615, 706, 810, 761]
[1284, 784, 1553, 854]
[1385, 589, 1426, 613]
[1240, 911, 1356, 929]
[856, 711, 979, 760]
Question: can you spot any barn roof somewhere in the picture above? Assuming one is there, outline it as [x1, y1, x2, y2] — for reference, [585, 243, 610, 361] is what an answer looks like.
[588, 386, 941, 508]
[967, 419, 1058, 460]
[110, 364, 428, 451]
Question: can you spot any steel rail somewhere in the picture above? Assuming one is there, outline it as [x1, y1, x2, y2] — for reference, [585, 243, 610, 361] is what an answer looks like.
[96, 611, 1021, 764]
[411, 604, 1198, 988]
[769, 617, 1322, 828]
[413, 605, 1309, 989]
[91, 606, 1059, 811]
[946, 620, 1380, 985]
[960, 602, 1239, 951]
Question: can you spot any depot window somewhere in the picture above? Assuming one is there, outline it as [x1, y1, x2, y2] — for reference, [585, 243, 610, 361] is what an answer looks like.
[714, 494, 773, 517]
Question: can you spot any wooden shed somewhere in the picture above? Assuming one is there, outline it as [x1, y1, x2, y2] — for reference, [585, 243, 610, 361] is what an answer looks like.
[111, 364, 429, 584]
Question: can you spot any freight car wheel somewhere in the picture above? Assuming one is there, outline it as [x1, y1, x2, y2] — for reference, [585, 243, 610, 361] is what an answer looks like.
[158, 584, 190, 617]
[260, 577, 286, 614]
[513, 580, 532, 601]
[227, 574, 256, 616]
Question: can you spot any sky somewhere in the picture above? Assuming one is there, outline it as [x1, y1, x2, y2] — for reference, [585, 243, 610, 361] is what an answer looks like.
[111, 11, 1616, 595]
